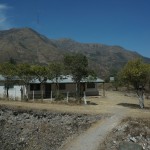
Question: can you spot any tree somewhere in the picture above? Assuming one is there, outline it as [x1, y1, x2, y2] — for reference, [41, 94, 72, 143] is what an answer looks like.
[0, 62, 16, 98]
[119, 59, 150, 108]
[31, 65, 48, 101]
[64, 53, 90, 100]
[109, 69, 121, 91]
[16, 63, 33, 100]
[48, 62, 64, 99]
[111, 76, 121, 91]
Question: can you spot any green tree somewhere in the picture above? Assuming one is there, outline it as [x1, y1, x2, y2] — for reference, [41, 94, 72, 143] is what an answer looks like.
[48, 62, 64, 99]
[16, 63, 33, 100]
[64, 53, 90, 100]
[31, 65, 48, 101]
[0, 62, 16, 98]
[112, 77, 121, 91]
[109, 69, 121, 90]
[119, 59, 150, 108]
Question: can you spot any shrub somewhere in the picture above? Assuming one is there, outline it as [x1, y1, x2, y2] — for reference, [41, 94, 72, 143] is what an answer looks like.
[55, 93, 64, 101]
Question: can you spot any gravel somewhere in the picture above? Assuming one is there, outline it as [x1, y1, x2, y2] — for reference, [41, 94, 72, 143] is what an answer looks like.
[0, 105, 105, 150]
[99, 117, 150, 150]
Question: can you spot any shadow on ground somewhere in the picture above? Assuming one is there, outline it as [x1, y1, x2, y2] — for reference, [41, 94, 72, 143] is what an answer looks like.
[87, 101, 98, 105]
[117, 103, 150, 110]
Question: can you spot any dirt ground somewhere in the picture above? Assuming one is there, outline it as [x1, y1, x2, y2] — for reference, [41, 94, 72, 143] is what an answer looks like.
[98, 117, 150, 150]
[0, 106, 108, 150]
[0, 91, 150, 150]
[0, 91, 150, 115]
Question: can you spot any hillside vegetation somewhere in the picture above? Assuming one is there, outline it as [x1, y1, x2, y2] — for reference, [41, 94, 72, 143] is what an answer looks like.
[0, 28, 149, 77]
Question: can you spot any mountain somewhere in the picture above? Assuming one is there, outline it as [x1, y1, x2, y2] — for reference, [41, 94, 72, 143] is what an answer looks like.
[0, 28, 64, 64]
[0, 28, 149, 77]
[52, 38, 150, 76]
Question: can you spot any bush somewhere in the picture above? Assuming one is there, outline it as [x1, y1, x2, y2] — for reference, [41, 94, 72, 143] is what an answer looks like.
[55, 93, 64, 101]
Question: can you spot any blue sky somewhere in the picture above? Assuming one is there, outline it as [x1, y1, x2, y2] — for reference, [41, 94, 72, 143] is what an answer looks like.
[0, 0, 150, 58]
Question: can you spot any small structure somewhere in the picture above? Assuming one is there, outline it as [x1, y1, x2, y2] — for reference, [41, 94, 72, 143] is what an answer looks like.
[28, 75, 105, 99]
[0, 75, 22, 100]
[0, 75, 105, 100]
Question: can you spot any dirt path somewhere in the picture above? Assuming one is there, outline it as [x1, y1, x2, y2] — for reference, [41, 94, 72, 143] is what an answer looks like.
[60, 107, 128, 150]
[0, 91, 149, 150]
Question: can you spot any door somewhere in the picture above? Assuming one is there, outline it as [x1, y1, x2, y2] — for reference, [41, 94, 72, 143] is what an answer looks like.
[45, 84, 51, 98]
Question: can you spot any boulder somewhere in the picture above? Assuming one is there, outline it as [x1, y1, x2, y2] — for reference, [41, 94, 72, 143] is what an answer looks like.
[119, 141, 143, 150]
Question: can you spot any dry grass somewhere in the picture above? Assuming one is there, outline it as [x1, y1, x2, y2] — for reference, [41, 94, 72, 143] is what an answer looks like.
[0, 91, 150, 117]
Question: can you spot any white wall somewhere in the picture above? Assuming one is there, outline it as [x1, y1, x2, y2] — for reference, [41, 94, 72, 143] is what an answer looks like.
[0, 85, 22, 100]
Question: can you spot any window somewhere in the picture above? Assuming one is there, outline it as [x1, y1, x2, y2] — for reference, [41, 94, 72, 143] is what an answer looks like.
[87, 83, 95, 88]
[4, 83, 14, 89]
[30, 84, 40, 91]
[59, 83, 66, 90]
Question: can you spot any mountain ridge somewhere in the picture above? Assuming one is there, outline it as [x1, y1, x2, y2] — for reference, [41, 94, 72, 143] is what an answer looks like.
[0, 27, 149, 77]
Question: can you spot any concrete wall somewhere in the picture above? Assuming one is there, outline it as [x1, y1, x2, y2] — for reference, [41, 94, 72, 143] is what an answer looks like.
[0, 85, 22, 100]
[85, 83, 99, 96]
[51, 83, 76, 93]
[0, 82, 101, 100]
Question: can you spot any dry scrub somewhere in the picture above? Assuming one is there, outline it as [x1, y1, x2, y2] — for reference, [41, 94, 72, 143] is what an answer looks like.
[99, 117, 150, 150]
[0, 105, 108, 150]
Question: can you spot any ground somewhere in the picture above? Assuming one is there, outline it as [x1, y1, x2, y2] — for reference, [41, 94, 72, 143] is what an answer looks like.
[0, 106, 108, 150]
[98, 117, 150, 150]
[0, 91, 150, 150]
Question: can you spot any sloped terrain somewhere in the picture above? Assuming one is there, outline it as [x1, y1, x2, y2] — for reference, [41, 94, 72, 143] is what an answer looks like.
[53, 39, 149, 76]
[0, 106, 106, 150]
[99, 118, 150, 150]
[0, 28, 149, 77]
[0, 28, 63, 64]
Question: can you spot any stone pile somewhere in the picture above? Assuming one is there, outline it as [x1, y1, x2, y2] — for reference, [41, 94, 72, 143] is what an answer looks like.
[99, 118, 150, 150]
[0, 106, 104, 150]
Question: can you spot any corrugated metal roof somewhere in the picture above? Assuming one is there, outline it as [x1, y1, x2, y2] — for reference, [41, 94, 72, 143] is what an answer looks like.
[0, 75, 21, 81]
[0, 75, 104, 83]
[30, 75, 104, 84]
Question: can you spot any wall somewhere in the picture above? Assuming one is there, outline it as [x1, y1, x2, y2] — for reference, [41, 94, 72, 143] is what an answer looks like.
[0, 85, 22, 100]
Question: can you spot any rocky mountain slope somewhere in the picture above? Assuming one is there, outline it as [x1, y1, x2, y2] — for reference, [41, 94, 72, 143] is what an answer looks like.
[0, 28, 63, 64]
[53, 38, 150, 76]
[0, 28, 149, 77]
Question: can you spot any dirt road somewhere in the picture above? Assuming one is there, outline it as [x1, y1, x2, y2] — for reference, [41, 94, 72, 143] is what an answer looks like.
[60, 107, 128, 150]
[60, 91, 150, 150]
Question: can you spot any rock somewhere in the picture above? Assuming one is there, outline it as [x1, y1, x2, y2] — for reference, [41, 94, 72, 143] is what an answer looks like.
[119, 141, 143, 150]
[13, 111, 18, 116]
[147, 145, 150, 149]
[0, 105, 103, 150]
[24, 114, 30, 119]
[16, 117, 22, 121]
[20, 137, 25, 142]
[130, 137, 137, 143]
[7, 120, 13, 124]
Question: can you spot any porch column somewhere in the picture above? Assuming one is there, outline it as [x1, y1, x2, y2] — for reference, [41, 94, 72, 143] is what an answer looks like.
[102, 82, 105, 97]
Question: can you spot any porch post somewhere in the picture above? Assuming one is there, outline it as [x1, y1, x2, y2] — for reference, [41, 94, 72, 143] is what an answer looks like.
[102, 82, 105, 97]
[67, 91, 69, 102]
[14, 88, 16, 100]
[51, 91, 52, 101]
[33, 90, 34, 101]
[84, 91, 87, 105]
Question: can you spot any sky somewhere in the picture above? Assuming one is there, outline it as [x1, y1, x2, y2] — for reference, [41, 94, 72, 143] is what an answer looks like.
[0, 0, 150, 58]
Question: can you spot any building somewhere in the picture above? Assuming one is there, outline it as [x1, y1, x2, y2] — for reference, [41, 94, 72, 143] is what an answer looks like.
[0, 75, 22, 99]
[28, 75, 105, 99]
[0, 75, 105, 100]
